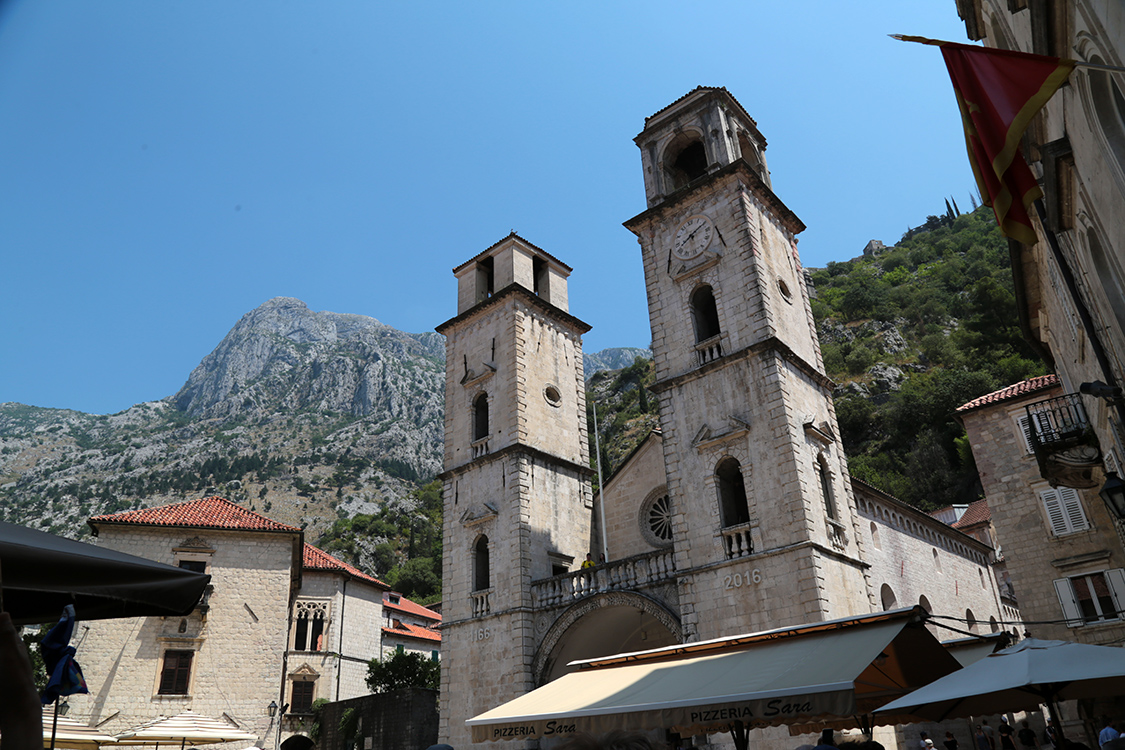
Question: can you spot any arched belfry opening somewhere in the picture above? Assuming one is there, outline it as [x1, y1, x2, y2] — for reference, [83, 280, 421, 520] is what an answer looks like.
[690, 285, 721, 343]
[472, 392, 489, 442]
[716, 456, 750, 528]
[664, 133, 708, 190]
[737, 131, 764, 176]
[472, 535, 490, 591]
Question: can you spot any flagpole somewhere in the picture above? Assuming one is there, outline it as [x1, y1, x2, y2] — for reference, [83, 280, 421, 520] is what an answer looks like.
[890, 34, 1125, 72]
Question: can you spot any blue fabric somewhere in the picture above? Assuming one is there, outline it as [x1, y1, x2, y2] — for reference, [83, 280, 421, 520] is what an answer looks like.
[40, 605, 89, 704]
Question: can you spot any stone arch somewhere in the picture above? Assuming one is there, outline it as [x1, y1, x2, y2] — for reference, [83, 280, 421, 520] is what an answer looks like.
[661, 129, 709, 191]
[716, 455, 750, 528]
[533, 591, 682, 685]
[281, 736, 314, 750]
[472, 534, 490, 591]
[880, 583, 897, 611]
[472, 391, 489, 442]
[815, 452, 837, 520]
[689, 284, 722, 343]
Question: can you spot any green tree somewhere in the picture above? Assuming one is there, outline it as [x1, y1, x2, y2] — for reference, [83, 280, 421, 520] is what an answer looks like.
[366, 650, 440, 693]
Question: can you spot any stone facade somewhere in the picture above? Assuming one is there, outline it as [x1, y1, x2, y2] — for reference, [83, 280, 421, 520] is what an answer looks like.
[953, 0, 1125, 733]
[437, 88, 1016, 750]
[436, 236, 595, 748]
[68, 498, 390, 749]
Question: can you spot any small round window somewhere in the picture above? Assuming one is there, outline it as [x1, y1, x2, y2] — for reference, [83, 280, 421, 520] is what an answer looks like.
[544, 385, 562, 407]
[640, 490, 674, 547]
[778, 278, 792, 301]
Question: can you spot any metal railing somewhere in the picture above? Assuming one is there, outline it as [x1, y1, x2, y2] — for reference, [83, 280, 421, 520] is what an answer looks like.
[1025, 393, 1090, 450]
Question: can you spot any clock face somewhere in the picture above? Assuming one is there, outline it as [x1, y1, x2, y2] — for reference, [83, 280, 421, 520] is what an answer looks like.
[673, 215, 714, 260]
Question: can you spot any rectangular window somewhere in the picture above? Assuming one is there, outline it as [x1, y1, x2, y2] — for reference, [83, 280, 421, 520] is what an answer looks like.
[396, 644, 404, 654]
[158, 650, 193, 695]
[1040, 487, 1090, 535]
[291, 681, 315, 714]
[1055, 569, 1125, 626]
[178, 560, 207, 574]
[431, 650, 439, 662]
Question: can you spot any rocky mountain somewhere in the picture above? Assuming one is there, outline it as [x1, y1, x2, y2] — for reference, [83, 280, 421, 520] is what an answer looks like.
[583, 347, 651, 378]
[0, 298, 446, 540]
[0, 297, 642, 551]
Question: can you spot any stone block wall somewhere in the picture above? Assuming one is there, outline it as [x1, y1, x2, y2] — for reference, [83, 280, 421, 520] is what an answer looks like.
[962, 398, 1125, 644]
[319, 688, 439, 750]
[70, 526, 298, 740]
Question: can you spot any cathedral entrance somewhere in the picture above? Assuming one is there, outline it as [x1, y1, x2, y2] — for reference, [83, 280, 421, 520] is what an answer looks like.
[534, 592, 681, 684]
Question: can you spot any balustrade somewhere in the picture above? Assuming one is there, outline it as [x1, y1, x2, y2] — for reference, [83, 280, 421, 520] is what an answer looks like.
[694, 335, 723, 366]
[531, 549, 676, 608]
[470, 588, 492, 617]
[720, 523, 754, 559]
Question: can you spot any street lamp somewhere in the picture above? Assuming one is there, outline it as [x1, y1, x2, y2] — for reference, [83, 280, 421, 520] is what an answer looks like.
[57, 701, 69, 717]
[1099, 472, 1125, 520]
[268, 701, 278, 718]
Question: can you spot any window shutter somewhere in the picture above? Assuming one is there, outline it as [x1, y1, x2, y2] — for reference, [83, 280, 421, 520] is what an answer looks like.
[1041, 489, 1069, 535]
[1017, 415, 1034, 454]
[1058, 487, 1090, 532]
[1105, 568, 1125, 615]
[1054, 578, 1084, 626]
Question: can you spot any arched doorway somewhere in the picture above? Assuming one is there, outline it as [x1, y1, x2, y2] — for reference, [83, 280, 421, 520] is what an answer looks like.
[534, 592, 681, 684]
[281, 735, 314, 750]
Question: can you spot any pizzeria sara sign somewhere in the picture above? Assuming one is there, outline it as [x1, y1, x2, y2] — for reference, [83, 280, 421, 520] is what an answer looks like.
[487, 697, 818, 739]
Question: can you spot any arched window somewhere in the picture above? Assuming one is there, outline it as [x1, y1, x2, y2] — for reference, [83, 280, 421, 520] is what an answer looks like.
[472, 393, 489, 442]
[919, 595, 933, 614]
[716, 457, 750, 528]
[690, 285, 721, 343]
[880, 584, 897, 611]
[737, 131, 764, 176]
[932, 548, 942, 573]
[989, 616, 999, 633]
[870, 521, 880, 550]
[965, 608, 977, 633]
[979, 568, 987, 588]
[1087, 58, 1125, 175]
[472, 535, 491, 592]
[665, 136, 708, 190]
[816, 456, 836, 520]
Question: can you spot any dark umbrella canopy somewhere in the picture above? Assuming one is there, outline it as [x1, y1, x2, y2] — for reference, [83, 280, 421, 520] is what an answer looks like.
[0, 521, 210, 626]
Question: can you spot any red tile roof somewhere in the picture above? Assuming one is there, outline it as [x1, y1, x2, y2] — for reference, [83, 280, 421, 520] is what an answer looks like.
[384, 593, 441, 623]
[956, 374, 1060, 413]
[382, 621, 441, 643]
[304, 544, 388, 588]
[90, 496, 301, 533]
[951, 499, 992, 529]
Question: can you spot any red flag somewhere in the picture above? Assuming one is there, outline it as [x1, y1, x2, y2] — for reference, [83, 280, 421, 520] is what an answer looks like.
[899, 36, 1074, 244]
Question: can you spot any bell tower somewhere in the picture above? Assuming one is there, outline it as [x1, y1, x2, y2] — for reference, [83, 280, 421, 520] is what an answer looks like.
[436, 234, 593, 748]
[624, 87, 874, 642]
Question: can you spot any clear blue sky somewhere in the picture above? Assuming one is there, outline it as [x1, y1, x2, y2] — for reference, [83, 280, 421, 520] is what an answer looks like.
[0, 1, 979, 415]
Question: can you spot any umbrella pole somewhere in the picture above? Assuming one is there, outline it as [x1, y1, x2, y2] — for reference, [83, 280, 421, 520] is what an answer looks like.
[50, 697, 60, 750]
[1045, 696, 1067, 750]
[728, 720, 750, 750]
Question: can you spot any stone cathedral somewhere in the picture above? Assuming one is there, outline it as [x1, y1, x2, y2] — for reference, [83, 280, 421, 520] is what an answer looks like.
[435, 88, 1007, 748]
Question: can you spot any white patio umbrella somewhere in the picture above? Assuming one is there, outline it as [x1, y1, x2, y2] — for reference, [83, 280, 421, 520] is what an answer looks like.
[114, 712, 258, 750]
[876, 638, 1125, 746]
[39, 709, 118, 749]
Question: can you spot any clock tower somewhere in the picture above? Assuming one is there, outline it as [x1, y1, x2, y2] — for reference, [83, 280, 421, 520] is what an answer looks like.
[624, 87, 875, 641]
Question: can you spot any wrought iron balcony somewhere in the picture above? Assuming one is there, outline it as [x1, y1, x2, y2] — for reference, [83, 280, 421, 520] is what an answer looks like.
[1025, 393, 1101, 488]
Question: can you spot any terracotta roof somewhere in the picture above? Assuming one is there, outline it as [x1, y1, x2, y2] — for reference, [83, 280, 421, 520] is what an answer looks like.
[303, 544, 388, 588]
[956, 374, 1060, 413]
[382, 621, 441, 643]
[951, 499, 992, 529]
[384, 592, 441, 622]
[90, 496, 301, 533]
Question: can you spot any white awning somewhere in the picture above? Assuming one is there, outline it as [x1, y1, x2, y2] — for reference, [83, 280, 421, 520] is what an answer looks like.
[468, 608, 960, 743]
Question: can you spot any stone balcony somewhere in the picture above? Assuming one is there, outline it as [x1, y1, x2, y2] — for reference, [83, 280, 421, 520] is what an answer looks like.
[531, 548, 676, 609]
[1026, 393, 1101, 488]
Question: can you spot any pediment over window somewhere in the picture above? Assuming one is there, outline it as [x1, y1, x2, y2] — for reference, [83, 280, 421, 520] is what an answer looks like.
[803, 420, 835, 445]
[176, 537, 213, 551]
[461, 363, 497, 387]
[461, 502, 498, 527]
[693, 415, 751, 451]
[671, 251, 722, 281]
[290, 663, 319, 678]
